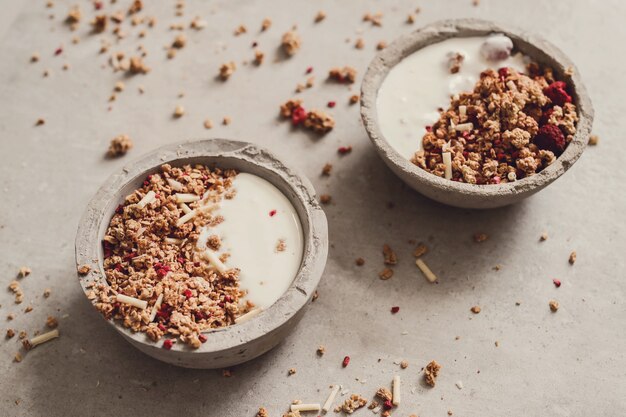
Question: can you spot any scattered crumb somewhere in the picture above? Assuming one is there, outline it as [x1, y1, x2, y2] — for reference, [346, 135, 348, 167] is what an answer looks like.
[6, 329, 15, 339]
[128, 56, 150, 74]
[355, 257, 365, 266]
[256, 407, 269, 417]
[495, 341, 500, 347]
[172, 33, 186, 48]
[319, 194, 332, 205]
[282, 30, 301, 56]
[24, 306, 33, 313]
[349, 94, 359, 104]
[77, 264, 91, 275]
[14, 353, 22, 363]
[219, 61, 236, 80]
[407, 14, 416, 24]
[31, 53, 40, 63]
[317, 345, 326, 356]
[355, 38, 365, 49]
[234, 25, 247, 36]
[46, 316, 59, 329]
[203, 119, 214, 129]
[18, 267, 31, 278]
[540, 232, 548, 241]
[114, 81, 125, 92]
[470, 306, 481, 314]
[288, 368, 296, 376]
[376, 41, 387, 50]
[379, 268, 393, 280]
[261, 18, 271, 31]
[43, 288, 51, 298]
[328, 66, 357, 84]
[173, 105, 185, 118]
[314, 10, 326, 23]
[413, 243, 428, 258]
[254, 50, 264, 65]
[473, 233, 488, 243]
[223, 116, 231, 125]
[588, 134, 599, 145]
[222, 369, 232, 377]
[312, 290, 319, 302]
[18, 331, 27, 340]
[363, 12, 383, 26]
[35, 118, 45, 126]
[569, 251, 576, 265]
[400, 360, 409, 369]
[107, 134, 133, 157]
[424, 360, 441, 387]
[383, 244, 397, 265]
[549, 300, 559, 312]
[321, 163, 332, 176]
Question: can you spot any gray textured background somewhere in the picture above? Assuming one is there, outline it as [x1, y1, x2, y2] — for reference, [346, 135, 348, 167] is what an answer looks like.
[0, 1, 624, 416]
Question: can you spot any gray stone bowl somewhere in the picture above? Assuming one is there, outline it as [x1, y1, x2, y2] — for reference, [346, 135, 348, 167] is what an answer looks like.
[360, 19, 594, 209]
[75, 139, 328, 369]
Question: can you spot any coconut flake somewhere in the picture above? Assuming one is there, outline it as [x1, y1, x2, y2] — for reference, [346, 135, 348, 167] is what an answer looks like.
[175, 193, 200, 203]
[149, 293, 163, 322]
[443, 152, 452, 180]
[137, 190, 156, 208]
[28, 329, 59, 348]
[176, 210, 196, 226]
[392, 375, 401, 405]
[416, 259, 437, 282]
[455, 122, 473, 132]
[166, 178, 184, 192]
[179, 203, 192, 214]
[116, 294, 148, 309]
[291, 404, 321, 412]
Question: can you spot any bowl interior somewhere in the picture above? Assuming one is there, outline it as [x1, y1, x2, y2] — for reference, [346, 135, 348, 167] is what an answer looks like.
[361, 19, 594, 201]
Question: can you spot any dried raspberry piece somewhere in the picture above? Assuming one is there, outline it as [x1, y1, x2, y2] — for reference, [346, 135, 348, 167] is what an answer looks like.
[553, 279, 561, 288]
[338, 146, 352, 155]
[199, 334, 208, 343]
[391, 306, 400, 314]
[291, 106, 308, 126]
[157, 323, 167, 332]
[183, 289, 193, 299]
[543, 81, 572, 107]
[156, 303, 173, 321]
[383, 400, 393, 410]
[498, 67, 509, 78]
[533, 124, 566, 155]
[162, 339, 174, 350]
[342, 356, 350, 367]
[269, 209, 277, 217]
[154, 262, 171, 278]
[115, 204, 124, 214]
[327, 101, 336, 108]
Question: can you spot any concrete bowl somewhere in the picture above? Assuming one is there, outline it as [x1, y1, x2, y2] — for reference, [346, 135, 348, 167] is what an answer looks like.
[360, 18, 594, 209]
[75, 139, 328, 369]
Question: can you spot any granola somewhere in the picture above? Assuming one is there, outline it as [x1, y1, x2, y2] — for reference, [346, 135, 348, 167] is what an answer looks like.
[412, 65, 578, 184]
[337, 394, 367, 414]
[107, 134, 133, 157]
[279, 99, 335, 134]
[93, 164, 249, 348]
[424, 360, 441, 387]
[281, 30, 301, 56]
[328, 66, 357, 84]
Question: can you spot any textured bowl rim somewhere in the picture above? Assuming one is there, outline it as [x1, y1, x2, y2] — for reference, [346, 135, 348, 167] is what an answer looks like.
[360, 18, 594, 200]
[74, 139, 328, 356]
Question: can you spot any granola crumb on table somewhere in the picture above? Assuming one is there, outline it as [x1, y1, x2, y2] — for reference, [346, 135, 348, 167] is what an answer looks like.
[219, 61, 236, 80]
[18, 267, 31, 278]
[328, 66, 357, 84]
[412, 65, 578, 184]
[282, 30, 301, 56]
[107, 134, 133, 157]
[549, 300, 559, 312]
[424, 360, 441, 387]
[336, 394, 368, 414]
[256, 407, 269, 417]
[279, 99, 335, 134]
[93, 164, 248, 349]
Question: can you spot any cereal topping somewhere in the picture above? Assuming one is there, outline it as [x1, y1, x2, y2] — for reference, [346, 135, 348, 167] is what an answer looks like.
[107, 134, 133, 157]
[281, 30, 301, 56]
[337, 394, 367, 414]
[219, 61, 236, 80]
[328, 66, 357, 84]
[424, 360, 441, 387]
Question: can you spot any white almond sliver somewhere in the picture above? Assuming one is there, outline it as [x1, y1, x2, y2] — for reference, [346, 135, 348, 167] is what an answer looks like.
[116, 294, 148, 309]
[234, 308, 262, 324]
[176, 210, 196, 226]
[166, 178, 184, 192]
[179, 203, 192, 214]
[202, 249, 227, 274]
[455, 122, 473, 132]
[459, 105, 467, 118]
[290, 404, 321, 412]
[416, 258, 437, 283]
[175, 193, 200, 203]
[164, 237, 183, 245]
[443, 152, 452, 180]
[29, 329, 59, 348]
[137, 190, 156, 208]
[149, 293, 164, 322]
[323, 385, 340, 413]
[392, 375, 401, 406]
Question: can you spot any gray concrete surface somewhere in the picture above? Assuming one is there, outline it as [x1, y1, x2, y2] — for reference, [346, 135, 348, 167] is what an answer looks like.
[0, 1, 624, 416]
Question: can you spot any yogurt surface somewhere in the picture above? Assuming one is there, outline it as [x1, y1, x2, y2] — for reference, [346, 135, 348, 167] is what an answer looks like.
[377, 36, 528, 160]
[198, 173, 303, 309]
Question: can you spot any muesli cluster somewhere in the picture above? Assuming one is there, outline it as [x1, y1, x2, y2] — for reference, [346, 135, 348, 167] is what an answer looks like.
[90, 164, 252, 349]
[413, 64, 578, 184]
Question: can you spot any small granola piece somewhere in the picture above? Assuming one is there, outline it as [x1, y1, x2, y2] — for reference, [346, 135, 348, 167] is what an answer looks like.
[400, 360, 409, 369]
[46, 316, 59, 329]
[376, 387, 392, 402]
[261, 18, 271, 31]
[340, 394, 367, 414]
[349, 94, 359, 104]
[256, 407, 269, 417]
[281, 30, 301, 56]
[314, 10, 326, 22]
[107, 134, 133, 157]
[383, 244, 397, 265]
[363, 12, 383, 26]
[24, 306, 33, 313]
[470, 306, 481, 314]
[569, 251, 576, 265]
[447, 52, 465, 74]
[321, 163, 332, 176]
[6, 329, 15, 339]
[219, 61, 236, 80]
[328, 66, 357, 84]
[91, 15, 107, 32]
[407, 14, 416, 24]
[376, 41, 387, 50]
[173, 105, 185, 118]
[588, 134, 599, 145]
[128, 0, 142, 14]
[114, 81, 125, 92]
[234, 25, 247, 36]
[540, 232, 548, 241]
[276, 239, 286, 252]
[413, 243, 428, 258]
[31, 53, 40, 63]
[379, 268, 393, 280]
[312, 291, 319, 301]
[254, 50, 264, 65]
[473, 233, 488, 243]
[424, 360, 441, 387]
[355, 38, 365, 49]
[18, 331, 27, 340]
[203, 119, 214, 129]
[223, 116, 231, 125]
[172, 34, 186, 48]
[288, 368, 296, 376]
[43, 288, 51, 298]
[77, 264, 91, 275]
[35, 118, 45, 126]
[368, 401, 379, 410]
[128, 56, 149, 74]
[18, 267, 31, 278]
[14, 353, 22, 363]
[303, 109, 335, 133]
[355, 257, 365, 266]
[549, 300, 559, 312]
[319, 194, 331, 204]
[317, 345, 326, 356]
[66, 6, 81, 24]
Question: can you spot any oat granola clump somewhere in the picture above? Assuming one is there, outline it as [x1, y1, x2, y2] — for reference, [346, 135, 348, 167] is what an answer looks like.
[376, 387, 392, 401]
[107, 134, 133, 157]
[281, 30, 301, 56]
[413, 66, 578, 184]
[338, 394, 368, 414]
[256, 407, 269, 417]
[94, 164, 247, 348]
[424, 360, 441, 387]
[219, 61, 236, 80]
[280, 100, 335, 134]
[328, 66, 357, 84]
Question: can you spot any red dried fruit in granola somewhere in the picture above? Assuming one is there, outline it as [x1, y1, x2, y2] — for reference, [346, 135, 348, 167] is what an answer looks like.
[391, 306, 400, 314]
[342, 356, 350, 367]
[543, 81, 572, 107]
[533, 124, 565, 155]
[183, 289, 193, 299]
[162, 339, 174, 350]
[291, 106, 308, 126]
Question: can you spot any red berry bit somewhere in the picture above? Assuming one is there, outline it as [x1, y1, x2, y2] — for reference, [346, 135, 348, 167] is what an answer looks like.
[338, 146, 352, 155]
[115, 204, 124, 214]
[543, 81, 572, 107]
[391, 306, 400, 314]
[383, 400, 393, 410]
[162, 339, 174, 350]
[327, 101, 336, 108]
[342, 356, 350, 367]
[291, 106, 308, 126]
[199, 334, 208, 343]
[269, 209, 277, 217]
[306, 66, 313, 74]
[553, 279, 561, 288]
[533, 124, 566, 155]
[54, 47, 63, 56]
[153, 262, 171, 279]
[498, 67, 509, 79]
[183, 289, 193, 299]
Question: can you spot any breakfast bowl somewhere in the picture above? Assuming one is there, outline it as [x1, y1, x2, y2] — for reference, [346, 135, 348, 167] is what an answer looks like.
[75, 139, 328, 369]
[360, 18, 594, 209]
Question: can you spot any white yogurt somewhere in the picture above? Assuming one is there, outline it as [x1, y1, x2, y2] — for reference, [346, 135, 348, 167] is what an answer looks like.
[197, 173, 303, 309]
[377, 35, 528, 160]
